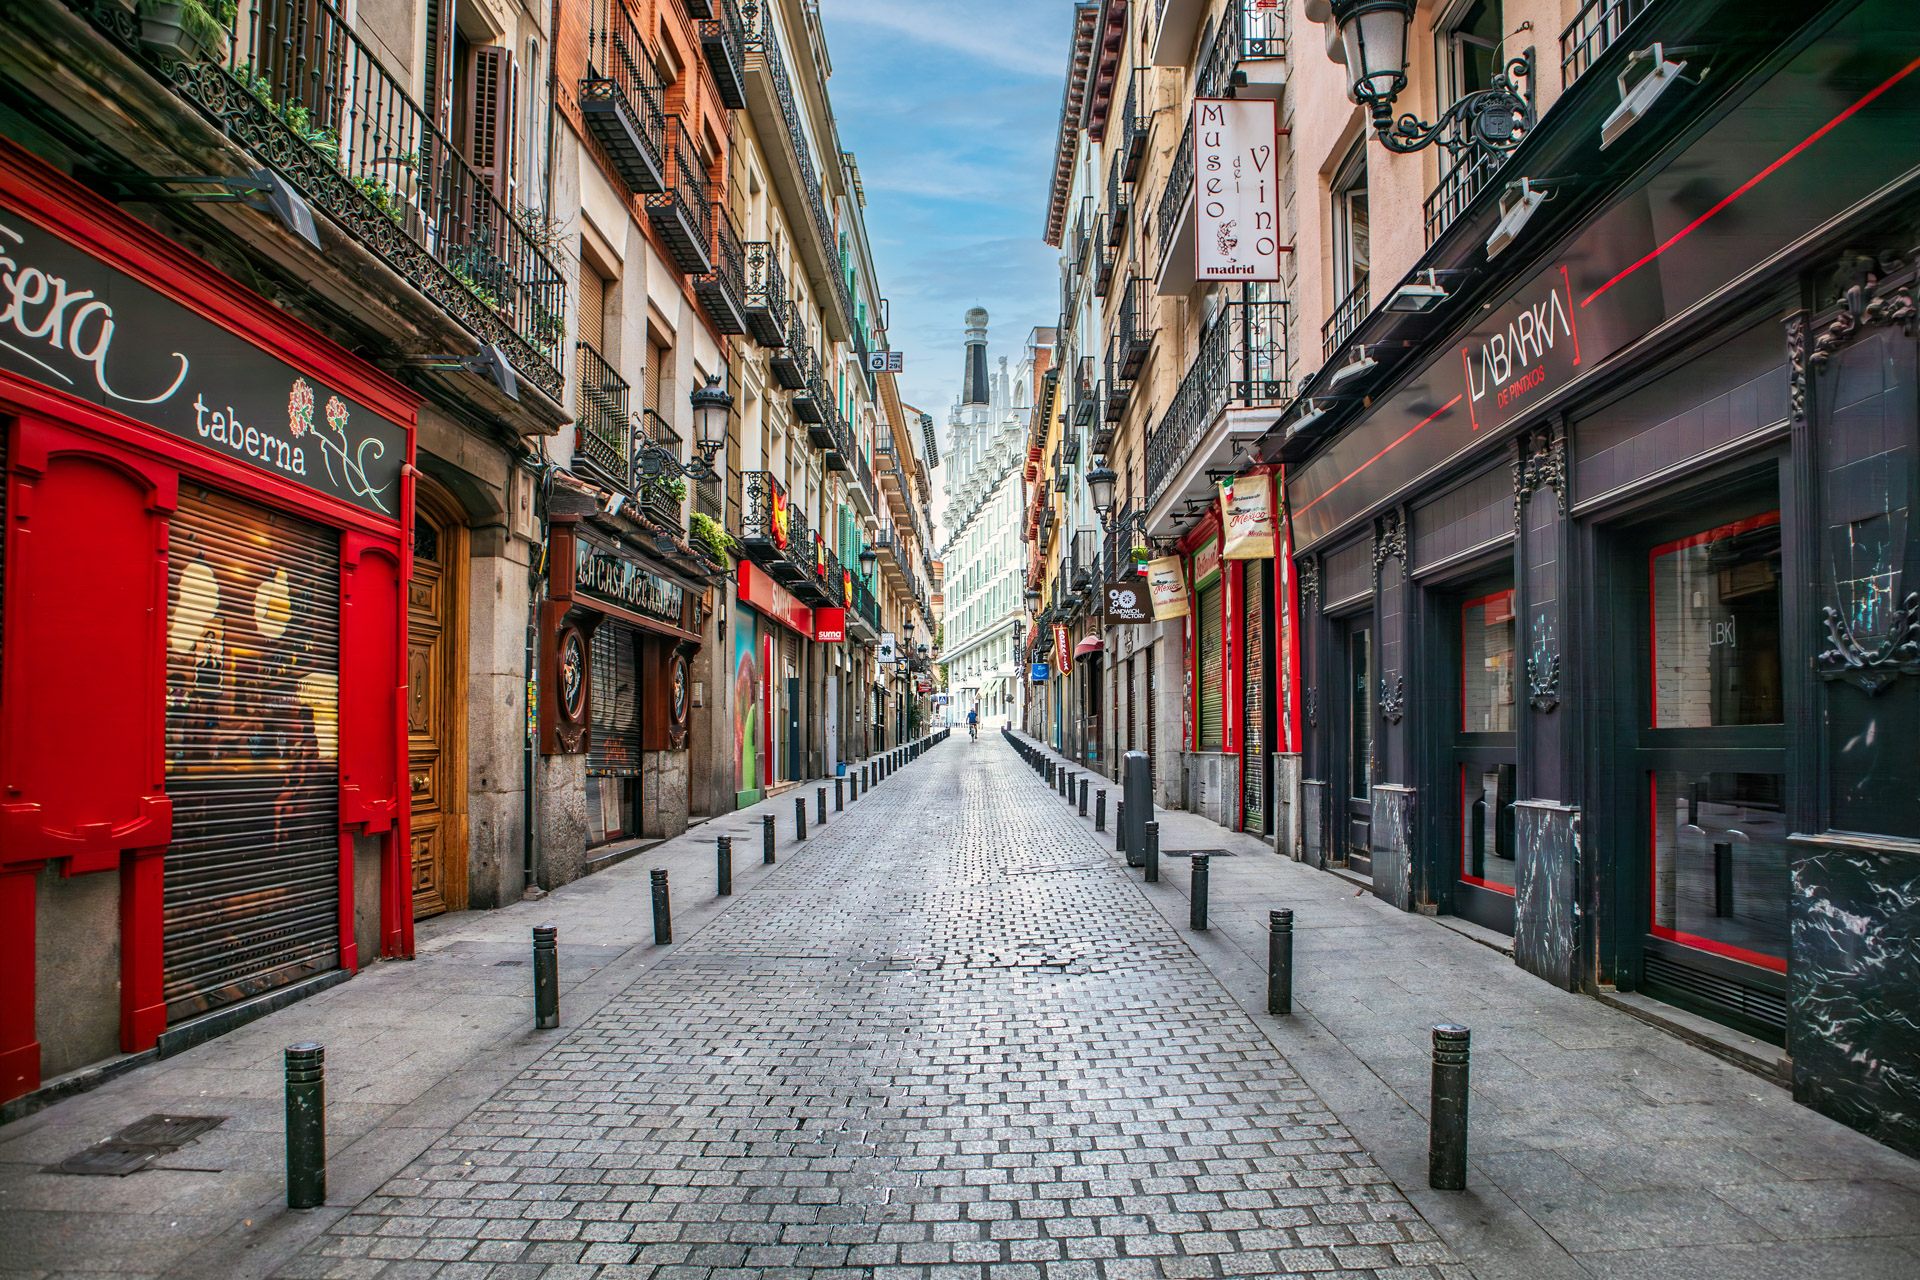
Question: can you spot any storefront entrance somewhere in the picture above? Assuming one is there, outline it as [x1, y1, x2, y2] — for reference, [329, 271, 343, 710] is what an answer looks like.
[407, 477, 467, 915]
[1337, 614, 1373, 874]
[1451, 583, 1517, 933]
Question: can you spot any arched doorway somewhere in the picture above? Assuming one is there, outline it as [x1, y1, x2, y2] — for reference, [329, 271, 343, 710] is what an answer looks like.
[408, 476, 469, 917]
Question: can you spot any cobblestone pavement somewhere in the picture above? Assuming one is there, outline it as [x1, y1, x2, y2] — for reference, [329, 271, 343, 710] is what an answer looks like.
[278, 738, 1462, 1280]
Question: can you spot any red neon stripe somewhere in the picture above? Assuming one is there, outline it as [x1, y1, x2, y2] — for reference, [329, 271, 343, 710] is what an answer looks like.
[1295, 394, 1462, 519]
[1650, 926, 1788, 974]
[1584, 53, 1920, 308]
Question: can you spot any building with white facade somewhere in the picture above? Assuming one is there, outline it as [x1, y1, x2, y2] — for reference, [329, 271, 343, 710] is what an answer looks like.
[938, 312, 1052, 726]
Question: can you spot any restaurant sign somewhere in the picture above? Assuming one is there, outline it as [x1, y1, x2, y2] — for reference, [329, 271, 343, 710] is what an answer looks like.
[0, 200, 407, 517]
[576, 535, 686, 627]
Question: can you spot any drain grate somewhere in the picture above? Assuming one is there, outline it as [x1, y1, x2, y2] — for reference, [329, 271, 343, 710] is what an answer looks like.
[1162, 848, 1236, 858]
[493, 959, 526, 966]
[46, 1114, 227, 1177]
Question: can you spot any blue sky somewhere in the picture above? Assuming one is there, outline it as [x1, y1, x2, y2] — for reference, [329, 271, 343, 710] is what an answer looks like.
[815, 0, 1071, 444]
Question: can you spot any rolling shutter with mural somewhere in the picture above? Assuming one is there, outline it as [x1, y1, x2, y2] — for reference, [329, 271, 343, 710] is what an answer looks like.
[1244, 564, 1266, 834]
[163, 485, 340, 1023]
[587, 623, 642, 778]
[1197, 579, 1224, 751]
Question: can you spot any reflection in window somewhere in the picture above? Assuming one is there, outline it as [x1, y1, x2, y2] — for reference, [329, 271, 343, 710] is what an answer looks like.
[1462, 589, 1515, 732]
[1650, 513, 1783, 727]
[1349, 628, 1372, 800]
[1651, 771, 1789, 971]
[1460, 764, 1516, 894]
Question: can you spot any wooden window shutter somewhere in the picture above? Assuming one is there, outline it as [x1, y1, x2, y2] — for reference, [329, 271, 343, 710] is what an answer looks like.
[644, 340, 665, 416]
[423, 0, 456, 134]
[577, 266, 606, 356]
[465, 45, 515, 205]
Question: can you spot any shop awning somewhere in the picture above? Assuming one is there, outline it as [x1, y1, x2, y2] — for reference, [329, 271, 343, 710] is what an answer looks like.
[1074, 637, 1103, 659]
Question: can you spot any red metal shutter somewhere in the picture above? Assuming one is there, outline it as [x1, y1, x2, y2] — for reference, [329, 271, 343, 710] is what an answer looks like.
[163, 485, 340, 1023]
[1244, 563, 1266, 834]
[1198, 579, 1224, 750]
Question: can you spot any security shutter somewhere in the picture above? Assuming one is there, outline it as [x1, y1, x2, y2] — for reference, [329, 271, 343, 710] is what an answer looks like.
[163, 486, 340, 1023]
[587, 622, 642, 777]
[1243, 564, 1266, 834]
[1144, 654, 1156, 786]
[577, 265, 606, 358]
[1198, 579, 1224, 750]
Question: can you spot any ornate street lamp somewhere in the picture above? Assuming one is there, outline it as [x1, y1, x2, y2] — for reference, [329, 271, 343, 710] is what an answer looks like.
[638, 373, 731, 483]
[1086, 463, 1118, 528]
[1024, 584, 1042, 613]
[1325, 0, 1532, 156]
[859, 544, 878, 577]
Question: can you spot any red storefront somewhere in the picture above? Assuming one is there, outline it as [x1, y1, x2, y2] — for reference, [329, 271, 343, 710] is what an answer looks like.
[0, 145, 414, 1103]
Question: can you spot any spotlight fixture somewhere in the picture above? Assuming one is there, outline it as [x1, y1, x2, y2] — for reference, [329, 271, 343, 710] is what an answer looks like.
[404, 344, 519, 401]
[1486, 178, 1547, 260]
[1286, 399, 1332, 437]
[1386, 270, 1450, 313]
[1601, 44, 1690, 150]
[105, 168, 321, 251]
[1327, 345, 1379, 389]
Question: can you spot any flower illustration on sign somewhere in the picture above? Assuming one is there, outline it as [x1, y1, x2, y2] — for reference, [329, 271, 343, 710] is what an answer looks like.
[301, 386, 395, 514]
[288, 378, 314, 437]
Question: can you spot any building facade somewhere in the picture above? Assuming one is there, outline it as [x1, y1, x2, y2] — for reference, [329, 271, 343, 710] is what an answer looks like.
[1038, 0, 1920, 1160]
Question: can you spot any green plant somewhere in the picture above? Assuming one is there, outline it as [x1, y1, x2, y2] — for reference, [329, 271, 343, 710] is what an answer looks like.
[690, 511, 736, 563]
[143, 0, 235, 52]
[644, 472, 689, 506]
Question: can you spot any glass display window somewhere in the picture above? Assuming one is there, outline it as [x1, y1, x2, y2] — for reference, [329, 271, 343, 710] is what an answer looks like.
[1461, 588, 1516, 733]
[1460, 763, 1517, 895]
[1650, 512, 1783, 728]
[1649, 770, 1790, 972]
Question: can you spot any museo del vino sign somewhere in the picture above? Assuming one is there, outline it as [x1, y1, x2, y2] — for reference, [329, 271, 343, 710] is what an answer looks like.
[0, 200, 407, 517]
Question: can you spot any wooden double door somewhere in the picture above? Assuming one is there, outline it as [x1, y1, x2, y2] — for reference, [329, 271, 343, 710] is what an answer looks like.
[408, 478, 469, 917]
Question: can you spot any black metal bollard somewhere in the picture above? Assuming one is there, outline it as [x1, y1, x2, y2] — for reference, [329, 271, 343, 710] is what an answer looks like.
[1118, 800, 1133, 864]
[836, 778, 844, 811]
[763, 814, 776, 865]
[717, 836, 733, 897]
[285, 1042, 325, 1209]
[816, 787, 827, 826]
[1268, 910, 1293, 1016]
[533, 926, 559, 1029]
[651, 868, 672, 944]
[1147, 820, 1162, 885]
[795, 796, 807, 841]
[1078, 777, 1089, 816]
[1188, 851, 1206, 925]
[1430, 1025, 1471, 1190]
[1095, 789, 1107, 832]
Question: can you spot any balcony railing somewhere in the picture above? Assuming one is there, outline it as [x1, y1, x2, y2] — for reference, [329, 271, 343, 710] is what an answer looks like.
[700, 0, 747, 109]
[1103, 499, 1138, 583]
[695, 205, 748, 333]
[1103, 335, 1132, 430]
[581, 0, 667, 197]
[851, 571, 880, 632]
[793, 348, 825, 424]
[110, 0, 568, 399]
[1423, 142, 1506, 246]
[1120, 67, 1149, 182]
[743, 243, 788, 347]
[1073, 195, 1095, 271]
[636, 409, 685, 528]
[1243, 0, 1287, 59]
[740, 471, 837, 605]
[1561, 0, 1650, 88]
[771, 331, 808, 389]
[1146, 297, 1290, 508]
[1070, 529, 1100, 593]
[575, 342, 632, 491]
[647, 117, 713, 276]
[1197, 3, 1245, 101]
[1323, 272, 1369, 361]
[1107, 150, 1132, 244]
[1157, 118, 1193, 247]
[1117, 276, 1153, 381]
[1094, 214, 1118, 296]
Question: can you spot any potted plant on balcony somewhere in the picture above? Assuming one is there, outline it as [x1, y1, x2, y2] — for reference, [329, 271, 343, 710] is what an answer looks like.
[690, 512, 736, 567]
[139, 0, 233, 63]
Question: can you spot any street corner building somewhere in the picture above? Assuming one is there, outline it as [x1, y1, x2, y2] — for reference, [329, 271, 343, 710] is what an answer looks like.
[1034, 0, 1920, 1163]
[0, 0, 934, 1111]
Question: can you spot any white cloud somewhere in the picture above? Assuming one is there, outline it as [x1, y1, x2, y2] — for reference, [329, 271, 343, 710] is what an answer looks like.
[816, 0, 1069, 79]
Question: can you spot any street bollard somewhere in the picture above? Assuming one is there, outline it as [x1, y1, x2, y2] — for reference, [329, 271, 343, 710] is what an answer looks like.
[1147, 820, 1162, 885]
[1268, 910, 1294, 1016]
[796, 797, 807, 841]
[1430, 1026, 1471, 1190]
[1079, 776, 1089, 817]
[533, 926, 559, 1029]
[836, 778, 844, 811]
[763, 814, 776, 865]
[717, 836, 733, 897]
[285, 1042, 325, 1209]
[816, 787, 827, 826]
[651, 869, 672, 944]
[1122, 751, 1151, 870]
[1118, 800, 1133, 864]
[1188, 850, 1206, 925]
[1096, 789, 1107, 832]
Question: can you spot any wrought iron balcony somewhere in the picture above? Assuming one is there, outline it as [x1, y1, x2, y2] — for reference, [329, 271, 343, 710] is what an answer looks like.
[1424, 141, 1507, 246]
[851, 571, 881, 633]
[575, 342, 633, 491]
[1072, 355, 1098, 427]
[1094, 214, 1118, 297]
[1104, 335, 1132, 426]
[1323, 272, 1369, 361]
[1120, 66, 1149, 182]
[1108, 151, 1132, 244]
[647, 117, 713, 277]
[97, 0, 568, 400]
[1561, 0, 1649, 88]
[700, 0, 747, 110]
[1146, 296, 1290, 508]
[1197, 1, 1247, 100]
[580, 0, 667, 196]
[793, 351, 826, 425]
[821, 408, 854, 474]
[1243, 0, 1287, 60]
[1070, 529, 1100, 593]
[743, 243, 788, 347]
[695, 205, 748, 334]
[1157, 118, 1193, 248]
[1073, 195, 1095, 271]
[771, 330, 808, 390]
[740, 471, 834, 605]
[1116, 276, 1153, 381]
[636, 409, 685, 529]
[1103, 499, 1139, 581]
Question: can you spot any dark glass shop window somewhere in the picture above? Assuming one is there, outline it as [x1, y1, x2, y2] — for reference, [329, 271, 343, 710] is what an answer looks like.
[1349, 627, 1372, 800]
[1460, 764, 1516, 895]
[1462, 589, 1516, 732]
[1650, 770, 1789, 972]
[1650, 513, 1783, 728]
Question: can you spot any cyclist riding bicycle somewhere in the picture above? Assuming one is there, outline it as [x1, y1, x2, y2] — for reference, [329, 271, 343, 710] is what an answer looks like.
[967, 706, 979, 738]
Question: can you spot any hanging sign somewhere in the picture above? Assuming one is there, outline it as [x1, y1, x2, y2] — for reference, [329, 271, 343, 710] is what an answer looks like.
[1220, 475, 1278, 559]
[1194, 98, 1282, 282]
[1147, 556, 1190, 620]
[1193, 533, 1222, 588]
[1054, 624, 1070, 672]
[1104, 579, 1151, 624]
[813, 607, 845, 643]
[1030, 663, 1051, 682]
[878, 632, 898, 664]
[0, 200, 408, 517]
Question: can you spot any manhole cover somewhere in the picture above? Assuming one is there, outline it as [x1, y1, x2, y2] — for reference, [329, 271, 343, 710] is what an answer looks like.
[1162, 848, 1235, 858]
[45, 1141, 161, 1177]
[116, 1114, 225, 1146]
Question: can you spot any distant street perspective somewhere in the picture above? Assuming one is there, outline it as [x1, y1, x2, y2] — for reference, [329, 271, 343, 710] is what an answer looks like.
[4, 0, 1920, 1277]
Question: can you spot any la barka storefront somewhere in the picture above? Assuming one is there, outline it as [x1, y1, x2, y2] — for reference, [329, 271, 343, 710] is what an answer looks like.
[0, 145, 414, 1104]
[1277, 0, 1920, 1156]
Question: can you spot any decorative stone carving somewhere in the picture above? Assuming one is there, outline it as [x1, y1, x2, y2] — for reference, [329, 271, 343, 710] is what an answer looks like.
[1299, 557, 1320, 608]
[1819, 592, 1920, 695]
[1304, 685, 1318, 728]
[1378, 673, 1405, 724]
[1513, 424, 1568, 528]
[1371, 509, 1407, 586]
[1786, 310, 1809, 423]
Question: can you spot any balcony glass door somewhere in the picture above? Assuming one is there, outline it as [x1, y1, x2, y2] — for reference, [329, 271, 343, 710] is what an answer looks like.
[1453, 584, 1517, 933]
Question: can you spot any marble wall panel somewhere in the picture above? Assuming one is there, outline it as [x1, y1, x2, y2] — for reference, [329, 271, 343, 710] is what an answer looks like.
[1371, 784, 1416, 910]
[1302, 779, 1327, 869]
[1515, 800, 1579, 990]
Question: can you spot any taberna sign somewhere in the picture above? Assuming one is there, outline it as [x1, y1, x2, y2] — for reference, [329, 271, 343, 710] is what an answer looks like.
[0, 201, 407, 518]
[575, 534, 687, 627]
